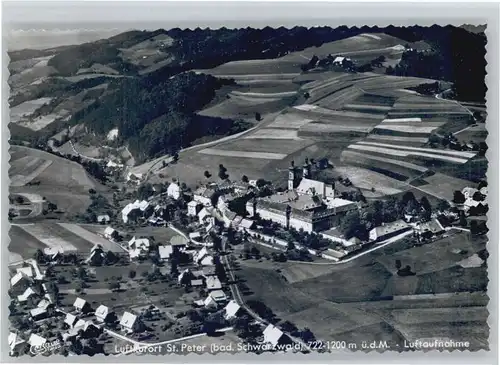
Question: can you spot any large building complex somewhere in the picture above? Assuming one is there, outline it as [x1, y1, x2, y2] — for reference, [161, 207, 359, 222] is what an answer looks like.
[246, 160, 357, 233]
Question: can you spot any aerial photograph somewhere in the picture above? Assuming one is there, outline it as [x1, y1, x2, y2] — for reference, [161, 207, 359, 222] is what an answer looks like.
[7, 19, 489, 357]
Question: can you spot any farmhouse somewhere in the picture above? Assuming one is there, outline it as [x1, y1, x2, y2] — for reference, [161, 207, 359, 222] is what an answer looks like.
[120, 311, 143, 333]
[167, 181, 181, 200]
[106, 160, 123, 169]
[200, 295, 218, 309]
[28, 333, 46, 348]
[97, 215, 110, 224]
[30, 307, 48, 320]
[188, 200, 202, 217]
[414, 219, 445, 238]
[9, 332, 26, 356]
[73, 297, 91, 313]
[17, 287, 37, 303]
[320, 228, 363, 252]
[10, 272, 32, 289]
[194, 186, 218, 207]
[262, 324, 289, 347]
[122, 200, 153, 223]
[128, 237, 150, 254]
[224, 300, 243, 320]
[369, 220, 411, 242]
[86, 244, 106, 265]
[95, 305, 114, 323]
[64, 313, 80, 328]
[126, 172, 143, 185]
[104, 226, 119, 240]
[205, 275, 222, 291]
[158, 245, 174, 261]
[209, 290, 227, 303]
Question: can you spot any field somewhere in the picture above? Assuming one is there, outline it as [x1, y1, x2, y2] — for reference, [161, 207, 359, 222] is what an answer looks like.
[410, 173, 475, 201]
[9, 146, 101, 215]
[334, 166, 406, 197]
[238, 231, 488, 349]
[454, 124, 488, 144]
[10, 97, 53, 124]
[198, 148, 287, 160]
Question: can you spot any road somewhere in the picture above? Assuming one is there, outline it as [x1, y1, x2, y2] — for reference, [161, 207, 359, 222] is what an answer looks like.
[220, 238, 311, 352]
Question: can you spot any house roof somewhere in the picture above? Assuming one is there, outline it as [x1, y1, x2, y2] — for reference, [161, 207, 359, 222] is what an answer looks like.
[189, 232, 202, 239]
[198, 208, 211, 220]
[97, 215, 110, 222]
[64, 313, 78, 327]
[129, 237, 150, 249]
[200, 255, 214, 266]
[95, 305, 110, 319]
[462, 187, 478, 196]
[9, 332, 25, 350]
[16, 266, 34, 277]
[418, 219, 445, 233]
[73, 297, 88, 309]
[17, 287, 36, 302]
[194, 186, 216, 198]
[191, 279, 204, 286]
[28, 333, 46, 347]
[10, 272, 28, 287]
[224, 210, 237, 221]
[296, 178, 327, 196]
[194, 247, 209, 263]
[37, 299, 52, 310]
[209, 290, 227, 301]
[43, 246, 64, 256]
[224, 300, 241, 319]
[104, 226, 116, 235]
[263, 324, 284, 346]
[203, 295, 218, 307]
[188, 200, 200, 207]
[333, 56, 347, 63]
[202, 267, 216, 276]
[158, 245, 173, 259]
[30, 307, 47, 317]
[170, 235, 188, 246]
[178, 269, 193, 283]
[370, 220, 410, 239]
[239, 218, 255, 229]
[206, 276, 222, 290]
[120, 311, 138, 329]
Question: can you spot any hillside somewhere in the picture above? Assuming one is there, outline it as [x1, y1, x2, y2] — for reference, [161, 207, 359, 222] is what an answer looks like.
[8, 25, 486, 167]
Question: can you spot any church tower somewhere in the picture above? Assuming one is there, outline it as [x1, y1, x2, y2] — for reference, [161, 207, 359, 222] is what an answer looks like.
[288, 161, 296, 191]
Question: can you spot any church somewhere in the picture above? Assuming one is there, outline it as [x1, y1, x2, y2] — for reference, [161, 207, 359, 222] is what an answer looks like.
[246, 159, 357, 233]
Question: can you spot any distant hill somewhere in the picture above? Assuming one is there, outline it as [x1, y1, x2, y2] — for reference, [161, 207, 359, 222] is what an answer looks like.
[8, 25, 487, 163]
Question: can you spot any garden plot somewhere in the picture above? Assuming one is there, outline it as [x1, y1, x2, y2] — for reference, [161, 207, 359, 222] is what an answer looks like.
[198, 148, 287, 160]
[334, 166, 406, 196]
[299, 122, 373, 134]
[201, 58, 302, 76]
[366, 134, 429, 145]
[374, 124, 442, 135]
[357, 141, 477, 159]
[17, 223, 80, 251]
[230, 90, 297, 98]
[269, 113, 313, 129]
[342, 104, 391, 113]
[19, 113, 59, 131]
[244, 128, 300, 140]
[216, 138, 309, 155]
[412, 173, 473, 201]
[57, 223, 126, 253]
[347, 144, 470, 164]
[10, 97, 53, 123]
[10, 160, 53, 187]
[294, 105, 383, 120]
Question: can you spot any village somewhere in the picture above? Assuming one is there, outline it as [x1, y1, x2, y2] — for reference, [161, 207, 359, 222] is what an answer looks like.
[9, 148, 488, 356]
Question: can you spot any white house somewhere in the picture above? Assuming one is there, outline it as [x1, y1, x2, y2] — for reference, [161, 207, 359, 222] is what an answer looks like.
[198, 207, 212, 225]
[209, 290, 227, 303]
[104, 226, 119, 240]
[369, 220, 411, 242]
[97, 215, 110, 224]
[205, 275, 222, 291]
[158, 245, 174, 261]
[128, 237, 150, 252]
[188, 201, 202, 217]
[263, 324, 286, 347]
[167, 182, 181, 200]
[224, 300, 242, 320]
[95, 305, 113, 323]
[9, 332, 26, 355]
[120, 311, 143, 333]
[28, 333, 46, 348]
[194, 247, 213, 266]
[30, 307, 48, 320]
[73, 297, 91, 313]
[64, 313, 79, 328]
[121, 200, 152, 223]
[203, 295, 218, 309]
[10, 272, 31, 288]
[193, 186, 216, 207]
[16, 266, 33, 278]
[86, 244, 106, 265]
[17, 287, 36, 303]
[126, 172, 143, 185]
